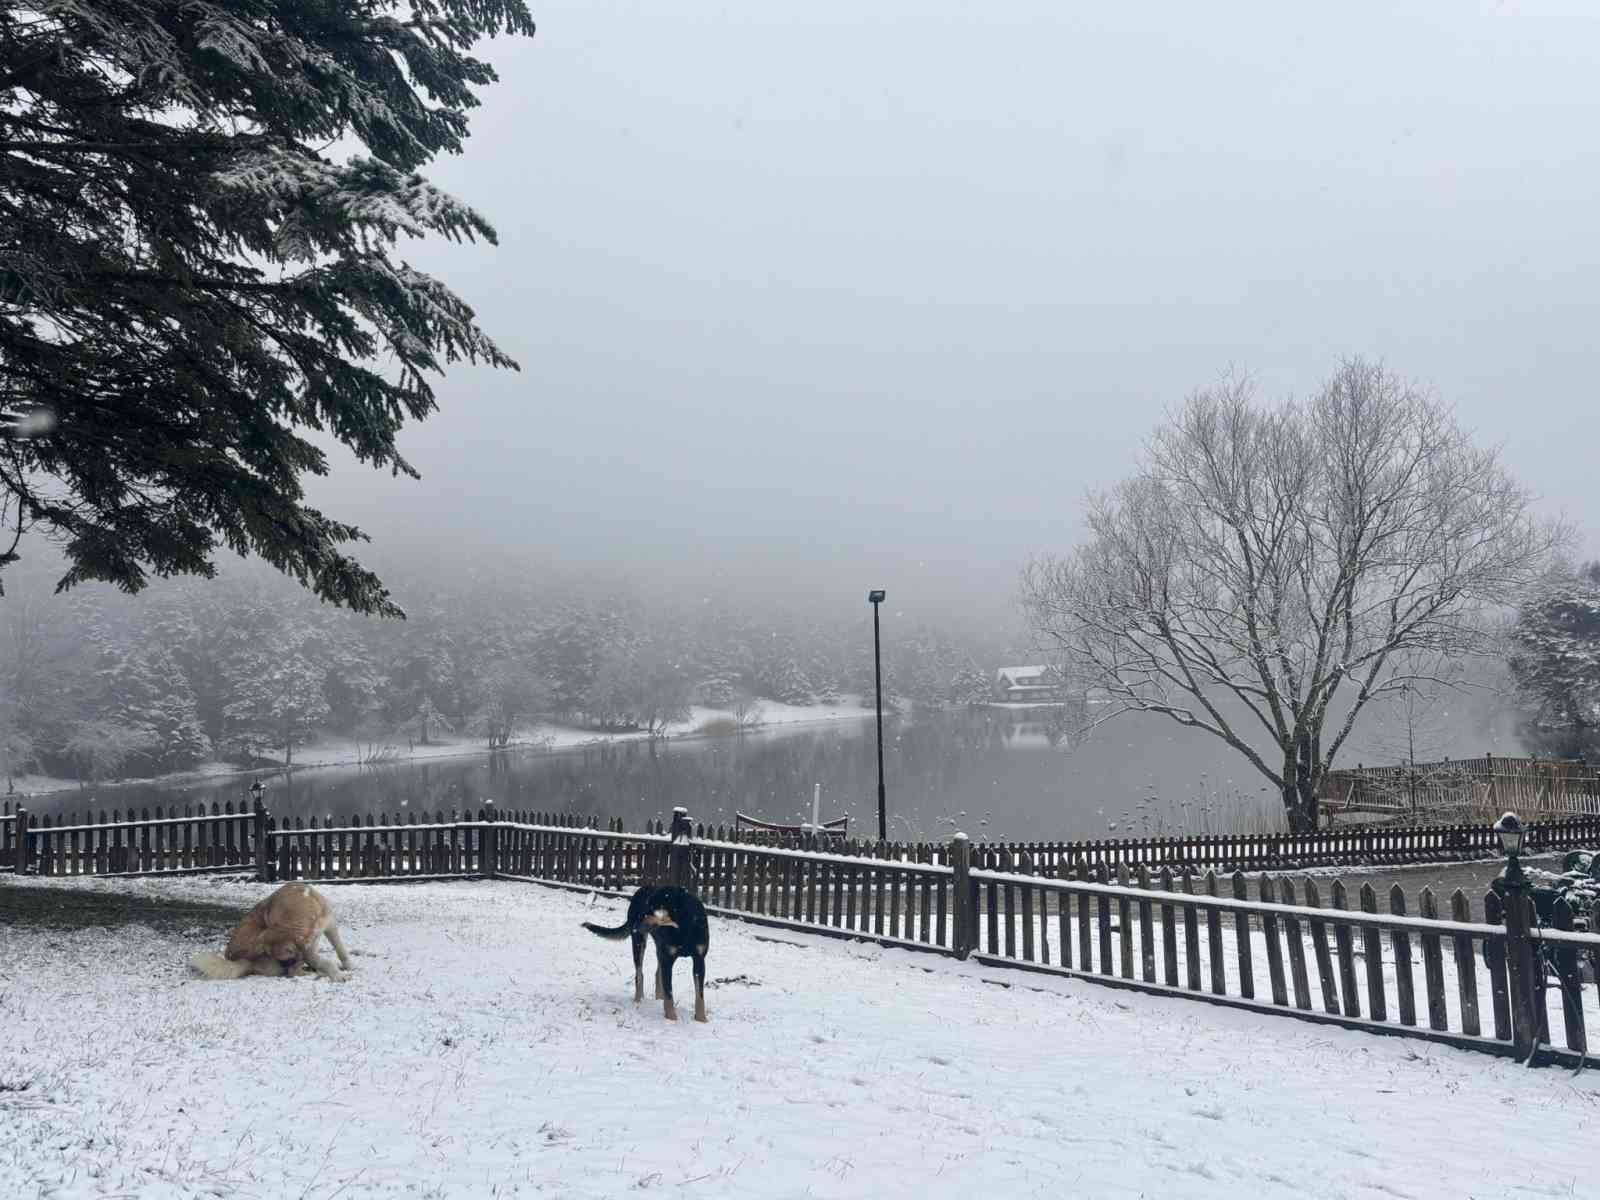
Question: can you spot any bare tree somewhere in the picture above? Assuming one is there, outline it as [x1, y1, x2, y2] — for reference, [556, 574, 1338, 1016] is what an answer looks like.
[1022, 359, 1567, 831]
[1365, 652, 1469, 768]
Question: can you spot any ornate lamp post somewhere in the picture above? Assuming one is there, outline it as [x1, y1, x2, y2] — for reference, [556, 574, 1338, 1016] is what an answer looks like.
[1491, 811, 1539, 1060]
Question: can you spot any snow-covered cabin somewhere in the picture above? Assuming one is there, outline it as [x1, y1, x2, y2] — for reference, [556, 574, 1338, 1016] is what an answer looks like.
[993, 665, 1062, 703]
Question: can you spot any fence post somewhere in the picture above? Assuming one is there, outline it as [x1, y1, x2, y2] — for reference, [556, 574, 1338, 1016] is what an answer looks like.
[668, 806, 693, 890]
[14, 807, 29, 876]
[1492, 876, 1539, 1061]
[252, 797, 270, 883]
[481, 804, 498, 877]
[951, 832, 975, 960]
[1551, 897, 1586, 1054]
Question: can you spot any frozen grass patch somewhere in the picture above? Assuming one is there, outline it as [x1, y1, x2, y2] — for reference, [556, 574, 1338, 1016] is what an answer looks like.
[0, 880, 242, 935]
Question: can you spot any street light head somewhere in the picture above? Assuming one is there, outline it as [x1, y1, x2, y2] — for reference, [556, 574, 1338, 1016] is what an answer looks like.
[1494, 811, 1525, 856]
[250, 779, 264, 796]
[868, 589, 886, 604]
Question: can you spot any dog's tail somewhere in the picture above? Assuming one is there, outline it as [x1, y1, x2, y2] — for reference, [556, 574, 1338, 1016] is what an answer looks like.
[190, 951, 251, 980]
[581, 920, 632, 941]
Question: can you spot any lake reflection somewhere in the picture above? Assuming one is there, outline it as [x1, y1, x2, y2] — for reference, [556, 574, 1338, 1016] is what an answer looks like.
[26, 708, 1285, 841]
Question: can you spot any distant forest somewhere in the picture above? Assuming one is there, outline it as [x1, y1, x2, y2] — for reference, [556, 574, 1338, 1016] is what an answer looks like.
[0, 553, 1026, 786]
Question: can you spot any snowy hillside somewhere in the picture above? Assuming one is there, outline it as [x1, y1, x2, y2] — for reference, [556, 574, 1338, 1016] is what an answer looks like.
[2, 874, 1596, 1199]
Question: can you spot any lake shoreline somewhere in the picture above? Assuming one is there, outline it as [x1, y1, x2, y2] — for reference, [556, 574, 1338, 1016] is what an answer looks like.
[5, 700, 883, 804]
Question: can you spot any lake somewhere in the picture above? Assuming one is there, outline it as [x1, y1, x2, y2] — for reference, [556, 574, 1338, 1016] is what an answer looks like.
[22, 707, 1306, 842]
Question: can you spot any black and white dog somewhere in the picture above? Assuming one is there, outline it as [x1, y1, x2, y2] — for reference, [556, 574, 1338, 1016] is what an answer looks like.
[583, 886, 710, 1023]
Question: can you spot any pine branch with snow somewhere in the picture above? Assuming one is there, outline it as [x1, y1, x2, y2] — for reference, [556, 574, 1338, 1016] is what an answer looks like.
[0, 0, 535, 612]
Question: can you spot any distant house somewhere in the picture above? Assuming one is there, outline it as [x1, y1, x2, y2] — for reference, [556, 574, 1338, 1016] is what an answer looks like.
[993, 665, 1063, 704]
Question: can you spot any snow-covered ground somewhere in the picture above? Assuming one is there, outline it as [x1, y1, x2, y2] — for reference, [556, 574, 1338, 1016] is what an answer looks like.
[3, 875, 1597, 1199]
[6, 698, 877, 799]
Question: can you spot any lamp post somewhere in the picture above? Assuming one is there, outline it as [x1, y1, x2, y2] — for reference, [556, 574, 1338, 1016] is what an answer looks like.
[250, 777, 269, 882]
[1495, 810, 1527, 885]
[1491, 811, 1539, 1060]
[868, 589, 887, 844]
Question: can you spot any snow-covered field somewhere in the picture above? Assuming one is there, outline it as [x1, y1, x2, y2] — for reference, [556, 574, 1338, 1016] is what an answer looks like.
[7, 698, 877, 799]
[3, 875, 1597, 1200]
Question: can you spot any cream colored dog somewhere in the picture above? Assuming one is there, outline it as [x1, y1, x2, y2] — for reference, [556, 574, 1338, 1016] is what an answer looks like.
[191, 882, 352, 981]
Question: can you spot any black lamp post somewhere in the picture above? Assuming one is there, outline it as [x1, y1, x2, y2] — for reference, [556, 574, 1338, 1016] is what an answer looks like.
[250, 778, 264, 806]
[1495, 810, 1527, 886]
[868, 589, 887, 844]
[1491, 810, 1539, 1060]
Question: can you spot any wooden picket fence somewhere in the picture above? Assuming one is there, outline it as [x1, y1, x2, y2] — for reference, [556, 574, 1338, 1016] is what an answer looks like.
[0, 801, 261, 876]
[6, 800, 1600, 882]
[957, 842, 1600, 1067]
[1321, 755, 1600, 822]
[0, 801, 669, 885]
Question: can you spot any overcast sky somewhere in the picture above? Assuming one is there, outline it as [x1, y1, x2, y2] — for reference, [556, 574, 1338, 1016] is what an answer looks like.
[311, 0, 1600, 623]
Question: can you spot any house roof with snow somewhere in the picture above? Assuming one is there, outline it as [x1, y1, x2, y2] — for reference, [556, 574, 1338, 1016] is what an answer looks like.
[995, 665, 1050, 684]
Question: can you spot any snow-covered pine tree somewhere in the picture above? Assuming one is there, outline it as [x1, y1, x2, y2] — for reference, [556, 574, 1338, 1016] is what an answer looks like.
[947, 661, 992, 707]
[1509, 562, 1600, 760]
[144, 648, 214, 770]
[222, 639, 333, 765]
[538, 608, 626, 720]
[759, 656, 814, 706]
[0, 0, 533, 612]
[583, 646, 638, 731]
[413, 695, 453, 746]
[846, 653, 898, 712]
[96, 642, 212, 771]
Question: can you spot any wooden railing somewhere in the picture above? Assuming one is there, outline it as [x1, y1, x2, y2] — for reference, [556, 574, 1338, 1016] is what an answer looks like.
[957, 845, 1600, 1065]
[2, 801, 260, 877]
[6, 800, 1600, 881]
[692, 835, 957, 954]
[1321, 755, 1600, 821]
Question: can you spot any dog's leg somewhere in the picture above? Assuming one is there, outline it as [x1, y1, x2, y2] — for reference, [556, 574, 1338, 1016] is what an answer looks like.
[656, 941, 678, 1021]
[692, 948, 708, 1023]
[324, 922, 353, 972]
[632, 931, 647, 1003]
[300, 944, 347, 982]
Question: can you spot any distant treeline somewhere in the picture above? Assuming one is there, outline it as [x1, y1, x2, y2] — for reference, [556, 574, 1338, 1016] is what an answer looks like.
[0, 557, 1021, 785]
